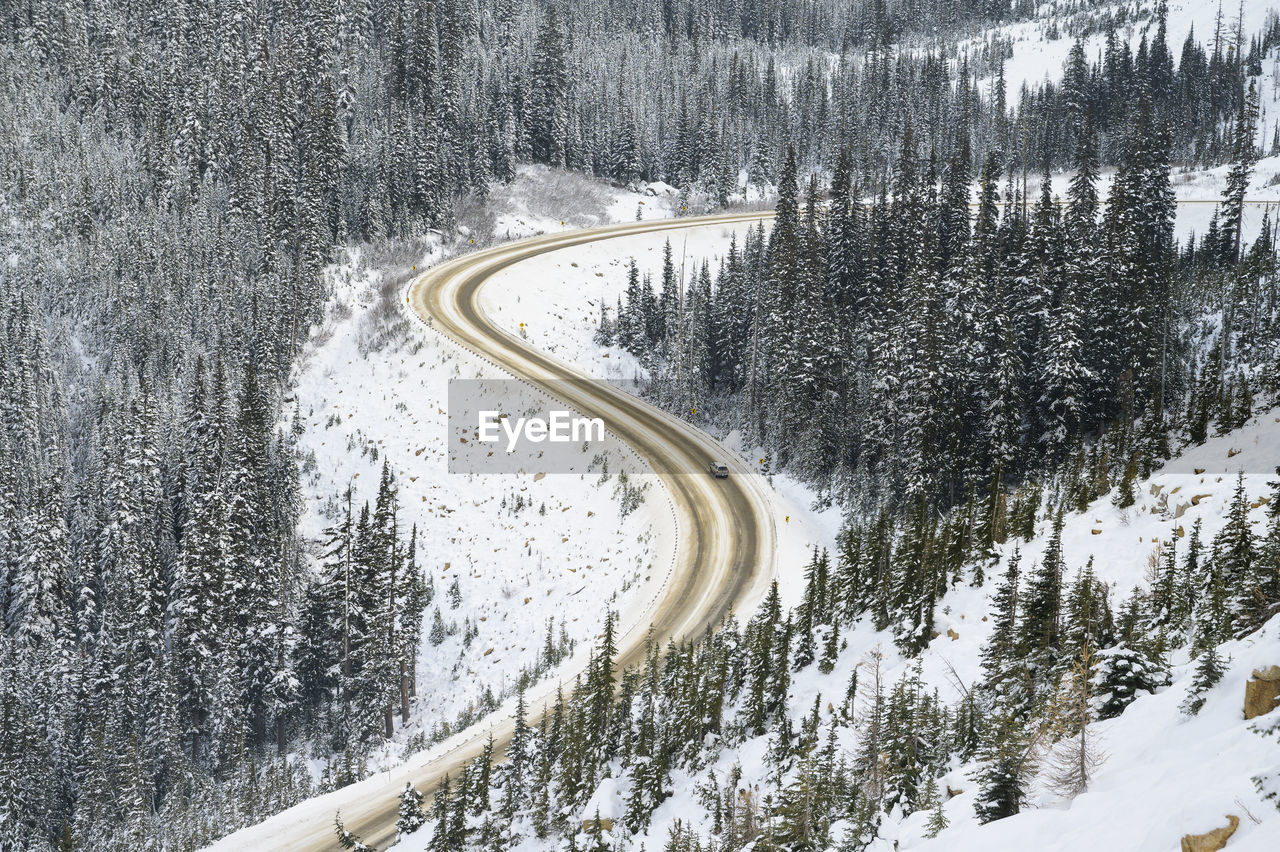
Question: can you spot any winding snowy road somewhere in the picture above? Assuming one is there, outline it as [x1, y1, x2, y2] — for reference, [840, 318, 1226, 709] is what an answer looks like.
[205, 211, 780, 851]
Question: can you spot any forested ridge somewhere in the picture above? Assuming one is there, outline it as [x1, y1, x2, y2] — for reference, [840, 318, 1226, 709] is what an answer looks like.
[2, 0, 1280, 848]
[351, 468, 1280, 851]
[604, 7, 1280, 515]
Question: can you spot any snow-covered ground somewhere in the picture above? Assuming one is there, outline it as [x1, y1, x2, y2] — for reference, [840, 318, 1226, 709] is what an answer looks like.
[910, 617, 1280, 850]
[465, 164, 682, 244]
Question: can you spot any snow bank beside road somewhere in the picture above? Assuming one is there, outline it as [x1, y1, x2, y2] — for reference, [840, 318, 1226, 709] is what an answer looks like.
[461, 164, 681, 246]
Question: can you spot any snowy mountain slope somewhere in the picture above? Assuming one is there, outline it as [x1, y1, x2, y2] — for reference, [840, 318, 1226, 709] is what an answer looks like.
[901, 413, 1280, 850]
[909, 616, 1280, 850]
[461, 164, 681, 245]
[540, 415, 1280, 852]
[642, 410, 1280, 851]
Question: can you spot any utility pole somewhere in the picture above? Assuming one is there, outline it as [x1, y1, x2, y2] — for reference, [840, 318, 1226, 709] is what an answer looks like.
[679, 232, 688, 411]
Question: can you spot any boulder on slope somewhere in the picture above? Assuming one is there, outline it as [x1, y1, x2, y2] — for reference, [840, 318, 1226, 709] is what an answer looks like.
[1244, 665, 1280, 720]
[1179, 814, 1239, 852]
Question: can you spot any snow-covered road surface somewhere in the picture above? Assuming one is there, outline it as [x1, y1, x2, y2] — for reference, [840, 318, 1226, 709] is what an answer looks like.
[204, 211, 781, 851]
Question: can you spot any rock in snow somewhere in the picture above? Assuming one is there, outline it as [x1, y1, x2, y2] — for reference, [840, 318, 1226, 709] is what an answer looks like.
[1179, 815, 1239, 852]
[580, 775, 626, 829]
[1244, 666, 1280, 720]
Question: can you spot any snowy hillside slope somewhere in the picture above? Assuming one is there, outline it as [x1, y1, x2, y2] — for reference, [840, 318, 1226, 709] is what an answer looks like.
[901, 414, 1280, 850]
[612, 411, 1280, 852]
[911, 617, 1280, 851]
[459, 164, 681, 244]
[382, 394, 1280, 852]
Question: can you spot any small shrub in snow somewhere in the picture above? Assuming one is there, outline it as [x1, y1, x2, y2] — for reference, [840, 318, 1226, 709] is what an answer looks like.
[925, 796, 948, 838]
[1090, 644, 1170, 720]
[1180, 645, 1228, 716]
[613, 470, 648, 517]
[1045, 650, 1107, 799]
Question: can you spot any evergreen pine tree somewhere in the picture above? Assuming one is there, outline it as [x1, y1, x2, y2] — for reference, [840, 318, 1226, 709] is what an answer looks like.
[397, 783, 426, 835]
[973, 709, 1036, 824]
[1090, 644, 1169, 720]
[1180, 645, 1228, 716]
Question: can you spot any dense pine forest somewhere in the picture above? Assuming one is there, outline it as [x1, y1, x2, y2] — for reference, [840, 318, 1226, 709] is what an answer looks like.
[603, 11, 1280, 514]
[3, 0, 1280, 849]
[604, 16, 1280, 504]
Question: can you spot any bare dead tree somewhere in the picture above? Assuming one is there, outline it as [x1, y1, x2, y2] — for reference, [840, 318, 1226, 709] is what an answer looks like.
[1045, 645, 1108, 799]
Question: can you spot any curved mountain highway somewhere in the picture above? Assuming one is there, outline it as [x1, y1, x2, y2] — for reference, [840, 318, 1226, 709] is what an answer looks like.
[205, 211, 780, 851]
